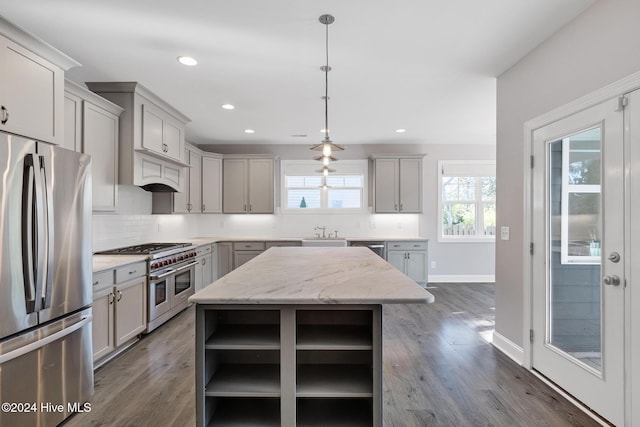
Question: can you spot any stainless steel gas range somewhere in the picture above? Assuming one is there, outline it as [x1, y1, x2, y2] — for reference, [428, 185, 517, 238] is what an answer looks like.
[96, 243, 198, 332]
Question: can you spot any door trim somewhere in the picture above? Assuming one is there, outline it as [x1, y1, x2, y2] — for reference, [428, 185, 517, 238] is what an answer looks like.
[523, 70, 640, 426]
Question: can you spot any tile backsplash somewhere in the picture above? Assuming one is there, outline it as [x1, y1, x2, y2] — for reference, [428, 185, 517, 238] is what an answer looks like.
[92, 186, 420, 251]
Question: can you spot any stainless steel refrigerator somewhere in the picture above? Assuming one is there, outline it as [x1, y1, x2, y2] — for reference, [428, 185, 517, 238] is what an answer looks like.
[0, 132, 93, 426]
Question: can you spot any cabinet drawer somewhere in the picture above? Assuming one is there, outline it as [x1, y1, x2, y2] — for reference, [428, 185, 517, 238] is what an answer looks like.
[196, 244, 212, 256]
[265, 241, 301, 249]
[115, 261, 147, 283]
[233, 242, 266, 251]
[386, 241, 428, 251]
[93, 269, 114, 290]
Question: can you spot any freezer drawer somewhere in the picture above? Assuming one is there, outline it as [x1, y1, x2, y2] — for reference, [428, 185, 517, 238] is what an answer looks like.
[0, 308, 94, 427]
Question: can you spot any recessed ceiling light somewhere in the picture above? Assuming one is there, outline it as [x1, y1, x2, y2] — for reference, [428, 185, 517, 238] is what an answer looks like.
[320, 129, 330, 133]
[177, 56, 197, 66]
[221, 104, 235, 110]
[395, 129, 406, 133]
[244, 129, 255, 134]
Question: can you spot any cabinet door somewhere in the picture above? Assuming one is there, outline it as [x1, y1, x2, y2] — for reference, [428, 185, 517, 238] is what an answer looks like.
[223, 159, 248, 213]
[202, 156, 222, 213]
[248, 159, 274, 213]
[386, 250, 406, 274]
[210, 244, 219, 281]
[190, 151, 202, 212]
[0, 35, 63, 144]
[234, 250, 264, 269]
[114, 278, 147, 347]
[63, 92, 82, 152]
[374, 159, 399, 213]
[194, 256, 204, 292]
[218, 243, 233, 277]
[173, 148, 190, 213]
[203, 254, 213, 286]
[83, 101, 119, 211]
[399, 158, 422, 213]
[406, 251, 427, 285]
[92, 287, 115, 361]
[163, 119, 183, 162]
[141, 103, 165, 155]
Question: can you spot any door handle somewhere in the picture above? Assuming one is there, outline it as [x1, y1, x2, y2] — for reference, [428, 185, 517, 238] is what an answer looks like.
[603, 275, 621, 286]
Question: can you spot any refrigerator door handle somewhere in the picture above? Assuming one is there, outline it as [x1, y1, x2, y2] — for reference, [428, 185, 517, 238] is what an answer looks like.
[0, 315, 92, 365]
[32, 155, 47, 311]
[39, 156, 54, 309]
[21, 154, 37, 312]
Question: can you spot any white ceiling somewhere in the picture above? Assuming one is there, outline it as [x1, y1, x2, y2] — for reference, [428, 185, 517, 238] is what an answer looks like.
[0, 0, 595, 147]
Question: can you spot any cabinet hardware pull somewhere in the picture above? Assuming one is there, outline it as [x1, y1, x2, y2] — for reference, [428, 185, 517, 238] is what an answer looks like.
[400, 204, 403, 211]
[93, 281, 99, 286]
[244, 204, 247, 211]
[109, 292, 115, 304]
[249, 204, 252, 211]
[1, 106, 8, 124]
[129, 270, 136, 275]
[116, 290, 123, 302]
[202, 259, 206, 265]
[394, 204, 398, 211]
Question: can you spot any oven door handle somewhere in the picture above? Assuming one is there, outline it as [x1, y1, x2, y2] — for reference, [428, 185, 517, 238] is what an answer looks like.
[173, 261, 198, 273]
[150, 269, 176, 280]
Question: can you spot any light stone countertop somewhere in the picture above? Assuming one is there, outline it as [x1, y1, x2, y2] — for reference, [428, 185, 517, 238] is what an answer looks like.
[92, 254, 148, 273]
[184, 236, 428, 245]
[189, 247, 434, 305]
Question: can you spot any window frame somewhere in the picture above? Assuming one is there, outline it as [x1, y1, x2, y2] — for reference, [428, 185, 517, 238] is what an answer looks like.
[280, 160, 368, 214]
[437, 160, 496, 243]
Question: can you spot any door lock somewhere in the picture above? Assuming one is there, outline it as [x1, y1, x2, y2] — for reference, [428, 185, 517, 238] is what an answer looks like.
[603, 275, 621, 286]
[608, 252, 621, 263]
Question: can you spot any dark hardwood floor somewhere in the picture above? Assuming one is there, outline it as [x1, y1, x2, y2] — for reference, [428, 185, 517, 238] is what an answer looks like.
[64, 283, 599, 427]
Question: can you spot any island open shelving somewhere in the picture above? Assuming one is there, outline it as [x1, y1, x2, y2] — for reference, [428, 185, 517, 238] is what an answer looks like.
[191, 247, 433, 427]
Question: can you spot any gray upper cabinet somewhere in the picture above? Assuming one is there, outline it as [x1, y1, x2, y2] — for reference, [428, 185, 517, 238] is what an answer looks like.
[202, 154, 223, 213]
[64, 81, 123, 211]
[0, 19, 79, 145]
[223, 156, 274, 214]
[373, 156, 423, 213]
[85, 82, 190, 192]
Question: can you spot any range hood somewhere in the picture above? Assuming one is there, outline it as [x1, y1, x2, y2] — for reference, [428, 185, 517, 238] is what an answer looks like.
[141, 183, 177, 192]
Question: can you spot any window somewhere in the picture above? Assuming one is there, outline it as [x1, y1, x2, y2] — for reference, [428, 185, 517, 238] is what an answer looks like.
[438, 160, 496, 241]
[282, 160, 366, 212]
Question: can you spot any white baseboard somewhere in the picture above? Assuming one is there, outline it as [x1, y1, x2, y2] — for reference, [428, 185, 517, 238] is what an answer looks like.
[492, 331, 524, 365]
[428, 274, 495, 283]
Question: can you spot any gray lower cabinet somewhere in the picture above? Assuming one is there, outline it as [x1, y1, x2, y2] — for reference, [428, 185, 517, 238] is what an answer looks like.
[386, 240, 428, 286]
[233, 242, 266, 269]
[195, 305, 382, 426]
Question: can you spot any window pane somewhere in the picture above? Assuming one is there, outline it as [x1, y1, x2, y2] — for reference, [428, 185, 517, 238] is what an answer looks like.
[442, 177, 476, 201]
[483, 202, 496, 235]
[568, 129, 601, 185]
[325, 175, 363, 187]
[286, 176, 322, 188]
[482, 177, 496, 201]
[287, 189, 321, 208]
[567, 192, 600, 256]
[327, 189, 361, 208]
[442, 203, 476, 235]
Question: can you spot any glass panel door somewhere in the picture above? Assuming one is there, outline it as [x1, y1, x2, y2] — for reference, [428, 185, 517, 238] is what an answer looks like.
[531, 97, 624, 426]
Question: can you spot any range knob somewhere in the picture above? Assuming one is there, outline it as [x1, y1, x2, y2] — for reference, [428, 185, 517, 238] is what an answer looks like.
[163, 260, 169, 266]
[178, 256, 184, 261]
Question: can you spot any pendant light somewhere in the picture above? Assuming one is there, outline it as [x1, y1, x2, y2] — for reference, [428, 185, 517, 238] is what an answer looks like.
[311, 14, 344, 173]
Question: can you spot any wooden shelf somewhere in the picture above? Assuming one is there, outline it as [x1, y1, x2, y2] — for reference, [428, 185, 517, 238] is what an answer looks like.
[207, 398, 280, 426]
[297, 398, 372, 427]
[205, 364, 280, 397]
[297, 325, 372, 350]
[296, 364, 372, 398]
[206, 325, 280, 350]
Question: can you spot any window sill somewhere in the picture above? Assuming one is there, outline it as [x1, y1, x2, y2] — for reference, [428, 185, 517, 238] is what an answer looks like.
[438, 236, 496, 243]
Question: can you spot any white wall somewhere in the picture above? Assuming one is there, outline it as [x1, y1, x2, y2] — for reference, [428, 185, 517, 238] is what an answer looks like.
[495, 0, 640, 346]
[94, 143, 495, 280]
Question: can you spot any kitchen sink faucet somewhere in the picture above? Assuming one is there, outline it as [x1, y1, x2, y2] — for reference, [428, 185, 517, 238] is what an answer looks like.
[314, 226, 326, 238]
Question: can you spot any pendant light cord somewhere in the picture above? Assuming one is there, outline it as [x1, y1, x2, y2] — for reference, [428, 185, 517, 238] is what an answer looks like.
[324, 19, 330, 142]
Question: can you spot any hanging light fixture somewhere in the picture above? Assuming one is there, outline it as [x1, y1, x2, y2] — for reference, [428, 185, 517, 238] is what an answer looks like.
[311, 14, 344, 173]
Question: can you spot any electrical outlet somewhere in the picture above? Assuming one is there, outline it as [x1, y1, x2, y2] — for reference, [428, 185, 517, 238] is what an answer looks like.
[501, 226, 510, 240]
[431, 261, 436, 269]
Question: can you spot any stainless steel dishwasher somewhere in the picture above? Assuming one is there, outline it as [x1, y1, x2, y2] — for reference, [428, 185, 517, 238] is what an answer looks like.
[348, 241, 386, 259]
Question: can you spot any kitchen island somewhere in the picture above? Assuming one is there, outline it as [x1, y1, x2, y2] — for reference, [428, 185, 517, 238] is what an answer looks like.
[189, 247, 433, 427]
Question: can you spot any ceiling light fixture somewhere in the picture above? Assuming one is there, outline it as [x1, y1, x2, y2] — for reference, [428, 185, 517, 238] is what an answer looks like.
[244, 129, 255, 134]
[395, 129, 406, 133]
[310, 14, 344, 174]
[221, 104, 235, 110]
[177, 56, 198, 66]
